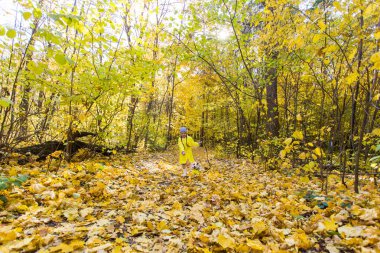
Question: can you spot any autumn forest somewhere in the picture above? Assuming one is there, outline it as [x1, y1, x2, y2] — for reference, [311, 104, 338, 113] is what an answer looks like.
[0, 0, 379, 252]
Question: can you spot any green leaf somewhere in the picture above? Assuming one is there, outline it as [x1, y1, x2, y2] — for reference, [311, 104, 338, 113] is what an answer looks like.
[55, 53, 67, 65]
[0, 195, 7, 204]
[65, 56, 75, 65]
[0, 181, 9, 190]
[17, 174, 29, 183]
[369, 155, 380, 162]
[0, 97, 13, 108]
[12, 181, 21, 187]
[33, 8, 42, 18]
[0, 25, 5, 36]
[6, 29, 16, 39]
[23, 12, 32, 20]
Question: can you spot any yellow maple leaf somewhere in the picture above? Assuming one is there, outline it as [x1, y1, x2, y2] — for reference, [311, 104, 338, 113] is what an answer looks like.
[217, 234, 235, 249]
[252, 221, 267, 236]
[147, 221, 154, 230]
[246, 239, 265, 250]
[8, 167, 17, 176]
[49, 243, 74, 253]
[199, 234, 209, 243]
[320, 217, 338, 231]
[0, 228, 16, 243]
[112, 246, 123, 253]
[69, 240, 84, 249]
[116, 216, 125, 224]
[157, 220, 168, 231]
[293, 232, 313, 249]
[172, 201, 182, 210]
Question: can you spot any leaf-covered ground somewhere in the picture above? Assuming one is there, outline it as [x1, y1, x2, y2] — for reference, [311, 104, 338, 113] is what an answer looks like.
[0, 149, 379, 252]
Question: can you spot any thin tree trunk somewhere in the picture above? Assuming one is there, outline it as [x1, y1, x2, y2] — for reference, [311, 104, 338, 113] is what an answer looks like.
[266, 51, 280, 137]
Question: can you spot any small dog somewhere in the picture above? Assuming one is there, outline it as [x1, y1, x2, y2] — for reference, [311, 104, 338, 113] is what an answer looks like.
[191, 162, 204, 171]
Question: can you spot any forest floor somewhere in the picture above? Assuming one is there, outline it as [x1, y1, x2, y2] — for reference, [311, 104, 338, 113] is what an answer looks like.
[0, 148, 379, 252]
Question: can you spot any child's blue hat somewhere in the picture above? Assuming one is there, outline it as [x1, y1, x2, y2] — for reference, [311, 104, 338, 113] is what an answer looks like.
[180, 127, 187, 133]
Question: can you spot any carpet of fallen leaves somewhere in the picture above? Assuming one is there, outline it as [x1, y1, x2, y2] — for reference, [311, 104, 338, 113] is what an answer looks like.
[0, 149, 379, 252]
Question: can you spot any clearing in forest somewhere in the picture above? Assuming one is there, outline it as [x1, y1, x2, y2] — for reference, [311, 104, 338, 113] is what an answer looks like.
[0, 150, 379, 252]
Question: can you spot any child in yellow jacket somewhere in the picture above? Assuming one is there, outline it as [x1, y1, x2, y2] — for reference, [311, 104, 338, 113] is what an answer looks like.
[178, 127, 200, 176]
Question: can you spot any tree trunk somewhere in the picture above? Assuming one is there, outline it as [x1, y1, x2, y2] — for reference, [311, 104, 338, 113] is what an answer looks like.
[266, 51, 280, 137]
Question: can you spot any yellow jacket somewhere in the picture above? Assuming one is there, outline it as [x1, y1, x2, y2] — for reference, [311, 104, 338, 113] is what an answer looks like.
[178, 135, 199, 164]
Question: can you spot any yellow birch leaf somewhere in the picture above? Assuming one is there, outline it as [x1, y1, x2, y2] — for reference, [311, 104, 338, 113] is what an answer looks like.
[370, 52, 380, 70]
[296, 113, 302, 121]
[314, 147, 322, 157]
[299, 152, 306, 160]
[279, 150, 287, 159]
[292, 131, 303, 140]
[333, 1, 342, 11]
[363, 3, 376, 18]
[284, 138, 292, 146]
[345, 72, 359, 85]
[373, 93, 380, 102]
[375, 31, 380, 40]
[318, 20, 326, 31]
[312, 34, 323, 43]
[372, 128, 380, 136]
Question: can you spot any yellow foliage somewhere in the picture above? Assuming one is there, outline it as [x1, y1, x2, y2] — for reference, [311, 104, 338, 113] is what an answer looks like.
[372, 128, 380, 136]
[284, 138, 293, 146]
[246, 239, 265, 251]
[292, 131, 303, 140]
[157, 220, 169, 231]
[370, 52, 380, 69]
[217, 234, 235, 249]
[0, 228, 16, 243]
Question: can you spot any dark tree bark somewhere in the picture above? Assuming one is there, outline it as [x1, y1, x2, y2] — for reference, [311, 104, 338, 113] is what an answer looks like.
[266, 51, 280, 137]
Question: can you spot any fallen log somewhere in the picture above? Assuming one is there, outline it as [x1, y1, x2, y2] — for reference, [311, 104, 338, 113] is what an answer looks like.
[10, 139, 117, 163]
